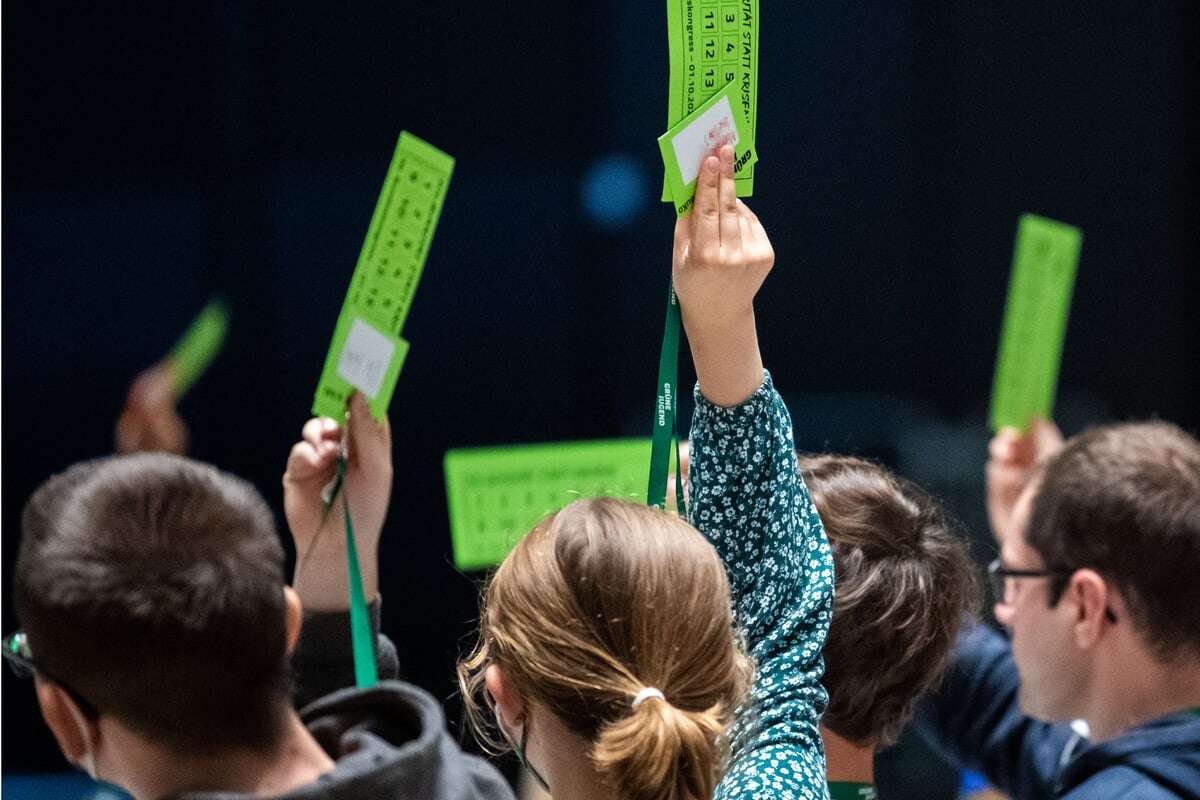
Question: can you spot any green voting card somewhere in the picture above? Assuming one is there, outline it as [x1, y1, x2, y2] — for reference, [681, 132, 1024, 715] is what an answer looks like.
[663, 0, 759, 200]
[658, 80, 758, 216]
[990, 214, 1083, 432]
[445, 438, 652, 571]
[312, 132, 454, 422]
[167, 298, 229, 397]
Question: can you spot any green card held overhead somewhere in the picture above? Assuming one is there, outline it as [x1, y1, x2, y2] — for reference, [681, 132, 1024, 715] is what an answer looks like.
[990, 213, 1083, 432]
[663, 0, 759, 200]
[658, 79, 758, 216]
[167, 298, 230, 397]
[445, 438, 652, 571]
[312, 132, 454, 422]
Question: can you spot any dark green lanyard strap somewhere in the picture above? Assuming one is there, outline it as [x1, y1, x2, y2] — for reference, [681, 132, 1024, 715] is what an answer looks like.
[333, 457, 378, 688]
[828, 782, 878, 800]
[647, 280, 687, 515]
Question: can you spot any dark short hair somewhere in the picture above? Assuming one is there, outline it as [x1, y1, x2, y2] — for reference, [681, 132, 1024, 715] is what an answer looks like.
[14, 453, 290, 753]
[800, 455, 978, 747]
[1026, 421, 1200, 661]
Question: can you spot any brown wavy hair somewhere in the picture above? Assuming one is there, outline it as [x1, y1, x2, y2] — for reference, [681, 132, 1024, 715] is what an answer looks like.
[458, 497, 753, 800]
[800, 454, 979, 747]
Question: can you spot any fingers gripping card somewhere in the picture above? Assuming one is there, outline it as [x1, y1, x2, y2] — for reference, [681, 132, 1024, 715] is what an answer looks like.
[312, 132, 454, 422]
[662, 0, 759, 201]
[990, 214, 1083, 432]
[658, 80, 758, 216]
[445, 439, 652, 571]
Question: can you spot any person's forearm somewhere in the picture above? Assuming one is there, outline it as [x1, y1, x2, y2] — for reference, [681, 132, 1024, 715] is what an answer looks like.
[684, 309, 764, 408]
[293, 535, 380, 612]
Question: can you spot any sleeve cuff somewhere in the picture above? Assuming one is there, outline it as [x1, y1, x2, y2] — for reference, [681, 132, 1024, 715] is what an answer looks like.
[693, 369, 774, 428]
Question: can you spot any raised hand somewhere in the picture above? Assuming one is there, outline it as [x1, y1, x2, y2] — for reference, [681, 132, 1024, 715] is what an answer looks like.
[985, 419, 1063, 542]
[114, 363, 189, 455]
[283, 392, 392, 610]
[672, 144, 773, 407]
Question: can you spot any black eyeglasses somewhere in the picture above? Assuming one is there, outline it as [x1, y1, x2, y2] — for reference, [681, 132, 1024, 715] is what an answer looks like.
[987, 560, 1118, 623]
[987, 559, 1070, 605]
[3, 631, 100, 718]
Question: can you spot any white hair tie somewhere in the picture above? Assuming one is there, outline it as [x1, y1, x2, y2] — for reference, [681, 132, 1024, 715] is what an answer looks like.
[632, 687, 665, 709]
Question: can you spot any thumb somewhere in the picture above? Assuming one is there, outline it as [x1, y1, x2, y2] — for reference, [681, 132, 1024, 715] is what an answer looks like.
[1029, 418, 1065, 462]
[347, 392, 392, 472]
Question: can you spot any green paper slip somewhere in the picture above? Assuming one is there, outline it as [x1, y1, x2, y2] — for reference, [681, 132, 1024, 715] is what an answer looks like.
[312, 132, 454, 422]
[167, 298, 229, 397]
[445, 439, 652, 571]
[990, 213, 1083, 432]
[663, 0, 759, 200]
[658, 79, 758, 217]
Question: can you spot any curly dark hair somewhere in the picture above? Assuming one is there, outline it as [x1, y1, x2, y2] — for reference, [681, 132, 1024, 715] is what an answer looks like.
[800, 454, 979, 746]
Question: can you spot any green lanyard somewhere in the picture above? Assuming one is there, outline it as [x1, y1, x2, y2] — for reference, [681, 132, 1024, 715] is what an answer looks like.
[828, 782, 878, 800]
[647, 280, 687, 515]
[328, 458, 378, 688]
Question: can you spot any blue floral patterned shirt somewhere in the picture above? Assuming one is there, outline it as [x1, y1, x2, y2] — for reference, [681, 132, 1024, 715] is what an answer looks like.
[688, 371, 835, 800]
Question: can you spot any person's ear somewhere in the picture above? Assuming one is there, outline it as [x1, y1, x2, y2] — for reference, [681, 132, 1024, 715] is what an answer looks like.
[1067, 568, 1111, 649]
[35, 679, 99, 773]
[283, 586, 304, 657]
[485, 663, 525, 728]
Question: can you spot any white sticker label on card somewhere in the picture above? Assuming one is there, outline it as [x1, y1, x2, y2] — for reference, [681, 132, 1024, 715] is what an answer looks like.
[671, 95, 740, 185]
[336, 318, 395, 399]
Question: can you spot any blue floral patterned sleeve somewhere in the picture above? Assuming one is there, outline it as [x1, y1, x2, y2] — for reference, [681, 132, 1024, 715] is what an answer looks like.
[688, 370, 835, 800]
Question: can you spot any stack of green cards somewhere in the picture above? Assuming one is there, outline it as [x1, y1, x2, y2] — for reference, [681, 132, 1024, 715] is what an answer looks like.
[312, 132, 454, 422]
[167, 298, 229, 397]
[662, 0, 759, 202]
[658, 80, 758, 216]
[990, 213, 1083, 432]
[445, 438, 652, 571]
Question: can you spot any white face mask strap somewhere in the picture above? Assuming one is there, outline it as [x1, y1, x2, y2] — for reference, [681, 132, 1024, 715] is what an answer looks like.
[632, 687, 665, 709]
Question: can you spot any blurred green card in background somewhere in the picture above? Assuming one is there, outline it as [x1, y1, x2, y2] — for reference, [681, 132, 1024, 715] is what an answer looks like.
[990, 213, 1083, 432]
[445, 438, 652, 571]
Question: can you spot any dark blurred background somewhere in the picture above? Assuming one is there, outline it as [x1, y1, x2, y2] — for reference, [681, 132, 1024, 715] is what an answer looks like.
[3, 2, 1197, 797]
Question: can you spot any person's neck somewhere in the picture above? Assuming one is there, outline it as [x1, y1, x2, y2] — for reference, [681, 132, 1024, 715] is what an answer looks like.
[1085, 647, 1200, 743]
[116, 712, 335, 800]
[821, 726, 874, 784]
[536, 715, 616, 800]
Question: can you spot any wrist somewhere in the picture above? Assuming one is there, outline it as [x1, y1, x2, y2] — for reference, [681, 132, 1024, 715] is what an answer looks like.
[679, 303, 755, 343]
[684, 311, 764, 408]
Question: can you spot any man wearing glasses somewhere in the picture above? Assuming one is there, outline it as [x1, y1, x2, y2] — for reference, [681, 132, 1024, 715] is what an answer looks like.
[918, 420, 1200, 798]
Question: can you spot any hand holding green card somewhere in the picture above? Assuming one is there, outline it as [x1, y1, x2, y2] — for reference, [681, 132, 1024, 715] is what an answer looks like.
[990, 213, 1084, 432]
[445, 439, 652, 571]
[312, 131, 454, 423]
[658, 80, 758, 216]
[307, 131, 452, 688]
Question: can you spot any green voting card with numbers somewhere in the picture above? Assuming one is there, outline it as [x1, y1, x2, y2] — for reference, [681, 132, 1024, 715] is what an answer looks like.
[312, 132, 454, 422]
[990, 214, 1083, 432]
[445, 439, 652, 571]
[662, 0, 759, 201]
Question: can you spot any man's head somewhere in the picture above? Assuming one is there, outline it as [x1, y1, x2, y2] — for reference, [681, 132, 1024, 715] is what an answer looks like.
[799, 455, 978, 748]
[13, 453, 300, 775]
[996, 421, 1200, 722]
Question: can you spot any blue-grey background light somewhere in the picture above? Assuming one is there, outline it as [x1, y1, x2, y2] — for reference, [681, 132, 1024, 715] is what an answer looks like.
[581, 154, 647, 231]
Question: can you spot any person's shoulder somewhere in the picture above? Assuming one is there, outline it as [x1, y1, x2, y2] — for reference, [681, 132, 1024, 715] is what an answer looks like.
[1065, 765, 1194, 800]
[1064, 716, 1200, 800]
[716, 741, 828, 800]
[301, 680, 516, 800]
